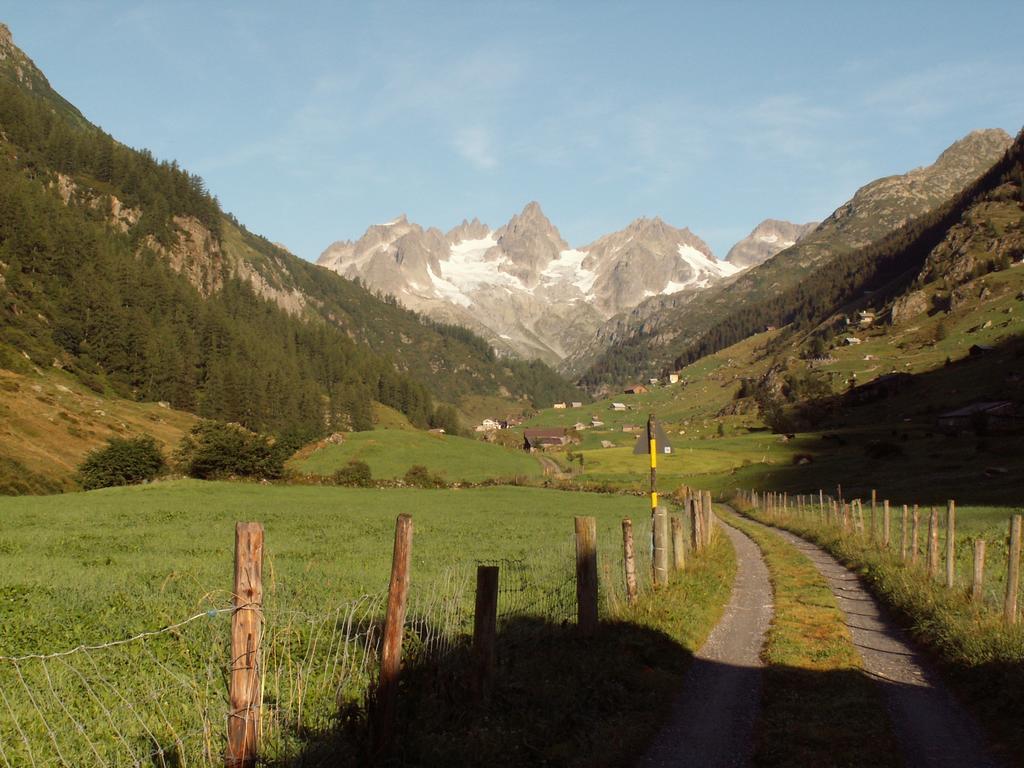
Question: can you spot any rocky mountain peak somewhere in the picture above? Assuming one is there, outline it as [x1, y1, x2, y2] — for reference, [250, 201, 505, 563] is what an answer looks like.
[492, 202, 568, 284]
[933, 128, 1012, 169]
[495, 201, 565, 245]
[373, 214, 408, 228]
[725, 219, 818, 269]
[446, 217, 490, 243]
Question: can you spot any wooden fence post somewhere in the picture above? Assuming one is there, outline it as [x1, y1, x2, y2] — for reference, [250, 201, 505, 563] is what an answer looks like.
[576, 516, 599, 632]
[227, 522, 264, 768]
[901, 505, 909, 561]
[622, 519, 639, 605]
[671, 515, 685, 572]
[652, 507, 670, 586]
[689, 498, 702, 555]
[703, 490, 714, 548]
[945, 500, 957, 589]
[911, 505, 920, 566]
[473, 565, 499, 699]
[870, 489, 877, 542]
[1006, 515, 1022, 625]
[819, 490, 825, 522]
[972, 540, 986, 605]
[928, 508, 940, 579]
[375, 514, 413, 753]
[883, 500, 891, 549]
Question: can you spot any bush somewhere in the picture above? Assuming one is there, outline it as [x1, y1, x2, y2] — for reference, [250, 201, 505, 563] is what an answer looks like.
[334, 460, 373, 488]
[403, 464, 446, 488]
[174, 421, 284, 480]
[864, 440, 902, 460]
[77, 435, 165, 490]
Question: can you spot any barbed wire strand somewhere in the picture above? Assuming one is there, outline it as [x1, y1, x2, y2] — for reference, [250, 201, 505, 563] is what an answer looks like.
[0, 606, 236, 664]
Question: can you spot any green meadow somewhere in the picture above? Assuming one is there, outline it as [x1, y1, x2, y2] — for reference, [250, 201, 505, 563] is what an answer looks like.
[292, 429, 544, 482]
[0, 479, 657, 654]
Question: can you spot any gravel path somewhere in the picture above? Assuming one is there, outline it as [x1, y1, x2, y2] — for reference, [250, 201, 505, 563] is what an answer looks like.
[753, 520, 1002, 768]
[637, 518, 773, 768]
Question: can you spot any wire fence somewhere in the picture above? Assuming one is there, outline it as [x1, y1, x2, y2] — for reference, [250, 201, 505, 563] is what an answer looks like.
[0, 510, 675, 767]
[735, 489, 1024, 623]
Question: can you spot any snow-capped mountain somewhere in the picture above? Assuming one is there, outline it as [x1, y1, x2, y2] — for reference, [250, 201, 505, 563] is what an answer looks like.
[725, 219, 819, 269]
[317, 202, 742, 365]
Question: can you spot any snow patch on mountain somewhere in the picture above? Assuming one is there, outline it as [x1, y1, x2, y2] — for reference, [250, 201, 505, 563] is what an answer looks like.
[541, 248, 597, 295]
[439, 236, 517, 291]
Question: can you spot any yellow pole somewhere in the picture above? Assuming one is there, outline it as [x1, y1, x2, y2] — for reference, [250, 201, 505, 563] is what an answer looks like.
[649, 414, 658, 517]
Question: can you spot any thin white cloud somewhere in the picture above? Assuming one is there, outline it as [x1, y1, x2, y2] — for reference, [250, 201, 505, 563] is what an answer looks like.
[453, 126, 498, 169]
[862, 59, 1024, 124]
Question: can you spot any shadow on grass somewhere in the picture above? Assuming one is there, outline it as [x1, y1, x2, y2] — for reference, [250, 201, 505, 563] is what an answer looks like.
[258, 616, 1017, 767]
[263, 615, 693, 767]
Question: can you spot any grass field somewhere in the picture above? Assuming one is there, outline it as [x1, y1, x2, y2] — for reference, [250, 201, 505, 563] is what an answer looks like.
[291, 429, 544, 483]
[0, 479, 725, 766]
[0, 480, 671, 652]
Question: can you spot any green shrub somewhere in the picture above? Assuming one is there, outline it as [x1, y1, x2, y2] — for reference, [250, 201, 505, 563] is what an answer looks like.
[333, 460, 373, 488]
[76, 435, 165, 490]
[174, 421, 284, 480]
[403, 464, 446, 488]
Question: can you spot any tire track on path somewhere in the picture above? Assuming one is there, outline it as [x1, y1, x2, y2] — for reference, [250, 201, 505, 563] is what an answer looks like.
[748, 517, 1002, 768]
[638, 518, 773, 768]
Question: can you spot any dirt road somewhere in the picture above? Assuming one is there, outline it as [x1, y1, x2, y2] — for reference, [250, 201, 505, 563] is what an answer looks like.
[638, 519, 773, 767]
[757, 522, 1002, 768]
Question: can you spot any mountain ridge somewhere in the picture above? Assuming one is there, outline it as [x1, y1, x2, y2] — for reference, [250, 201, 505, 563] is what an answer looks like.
[318, 202, 748, 365]
[574, 127, 1015, 389]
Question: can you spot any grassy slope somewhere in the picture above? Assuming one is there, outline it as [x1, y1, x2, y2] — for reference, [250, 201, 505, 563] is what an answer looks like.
[519, 265, 1024, 504]
[0, 367, 197, 492]
[291, 429, 543, 482]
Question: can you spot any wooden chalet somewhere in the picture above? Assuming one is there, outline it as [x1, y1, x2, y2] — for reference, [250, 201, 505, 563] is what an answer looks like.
[937, 401, 1019, 433]
[523, 428, 572, 451]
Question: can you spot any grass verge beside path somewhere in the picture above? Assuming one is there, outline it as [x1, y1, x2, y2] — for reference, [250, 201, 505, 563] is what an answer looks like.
[733, 497, 1024, 764]
[723, 508, 901, 768]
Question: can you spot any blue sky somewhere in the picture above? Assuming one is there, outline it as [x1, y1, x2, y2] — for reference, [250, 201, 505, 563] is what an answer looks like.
[5, 2, 1023, 260]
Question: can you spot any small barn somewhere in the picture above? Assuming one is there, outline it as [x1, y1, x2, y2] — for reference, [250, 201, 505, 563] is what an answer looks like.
[523, 428, 571, 451]
[937, 401, 1018, 434]
[847, 372, 913, 404]
[624, 385, 648, 395]
[610, 402, 627, 412]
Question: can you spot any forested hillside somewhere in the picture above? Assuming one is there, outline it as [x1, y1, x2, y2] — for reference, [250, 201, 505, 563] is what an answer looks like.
[0, 27, 580, 443]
